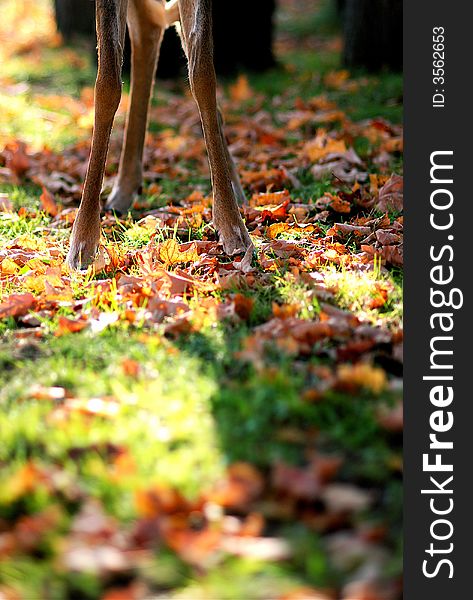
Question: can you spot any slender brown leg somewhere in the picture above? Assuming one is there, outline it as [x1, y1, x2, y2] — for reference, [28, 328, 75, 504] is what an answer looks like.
[106, 0, 166, 214]
[178, 0, 252, 254]
[67, 0, 128, 269]
[218, 109, 247, 205]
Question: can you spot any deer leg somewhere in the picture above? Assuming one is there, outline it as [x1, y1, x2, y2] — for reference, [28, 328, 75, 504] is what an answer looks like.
[218, 109, 247, 205]
[178, 0, 252, 254]
[106, 0, 167, 214]
[67, 0, 128, 270]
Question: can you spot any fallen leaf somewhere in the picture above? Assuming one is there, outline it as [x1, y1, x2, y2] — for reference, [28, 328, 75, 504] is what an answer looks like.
[40, 186, 59, 216]
[159, 238, 199, 267]
[336, 363, 387, 394]
[0, 293, 35, 319]
[0, 194, 13, 212]
[55, 316, 88, 336]
[229, 74, 253, 102]
[121, 358, 140, 378]
[375, 174, 403, 213]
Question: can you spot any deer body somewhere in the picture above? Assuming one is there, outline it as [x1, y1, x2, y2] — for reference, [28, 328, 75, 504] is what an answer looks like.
[66, 0, 252, 269]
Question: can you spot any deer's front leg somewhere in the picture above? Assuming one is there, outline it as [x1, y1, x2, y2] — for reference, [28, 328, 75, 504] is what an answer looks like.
[179, 0, 252, 255]
[66, 0, 127, 270]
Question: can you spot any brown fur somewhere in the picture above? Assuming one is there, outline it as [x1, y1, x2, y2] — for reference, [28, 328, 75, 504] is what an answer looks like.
[66, 0, 252, 270]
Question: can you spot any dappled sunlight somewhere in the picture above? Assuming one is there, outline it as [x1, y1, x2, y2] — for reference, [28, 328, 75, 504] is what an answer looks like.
[0, 0, 57, 62]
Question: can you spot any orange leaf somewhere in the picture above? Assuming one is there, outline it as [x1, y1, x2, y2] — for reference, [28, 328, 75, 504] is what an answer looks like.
[233, 294, 254, 320]
[330, 196, 351, 213]
[324, 69, 350, 88]
[40, 186, 59, 217]
[207, 463, 264, 509]
[159, 238, 182, 266]
[0, 293, 35, 319]
[135, 485, 190, 518]
[304, 135, 347, 163]
[5, 141, 30, 179]
[337, 363, 387, 394]
[5, 463, 44, 502]
[321, 193, 351, 214]
[260, 198, 290, 221]
[272, 303, 300, 319]
[121, 358, 140, 378]
[55, 316, 88, 336]
[250, 190, 291, 207]
[267, 222, 316, 239]
[229, 74, 252, 102]
[178, 242, 200, 263]
[1, 258, 20, 275]
[159, 239, 199, 266]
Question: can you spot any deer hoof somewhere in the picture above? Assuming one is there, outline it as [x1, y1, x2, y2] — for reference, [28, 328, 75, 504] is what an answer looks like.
[66, 236, 99, 271]
[66, 214, 101, 270]
[104, 186, 135, 215]
[216, 219, 252, 256]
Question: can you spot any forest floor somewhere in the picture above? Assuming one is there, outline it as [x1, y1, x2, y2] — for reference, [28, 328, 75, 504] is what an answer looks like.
[0, 1, 403, 598]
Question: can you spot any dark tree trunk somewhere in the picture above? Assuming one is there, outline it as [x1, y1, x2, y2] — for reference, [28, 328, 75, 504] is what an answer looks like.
[54, 0, 95, 40]
[336, 0, 346, 17]
[53, 0, 276, 78]
[343, 0, 402, 71]
[213, 0, 276, 75]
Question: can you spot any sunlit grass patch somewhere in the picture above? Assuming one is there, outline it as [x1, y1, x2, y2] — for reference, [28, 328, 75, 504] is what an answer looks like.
[0, 209, 50, 241]
[2, 46, 95, 95]
[0, 184, 43, 211]
[169, 558, 308, 600]
[0, 330, 224, 499]
[322, 262, 403, 326]
[0, 0, 96, 149]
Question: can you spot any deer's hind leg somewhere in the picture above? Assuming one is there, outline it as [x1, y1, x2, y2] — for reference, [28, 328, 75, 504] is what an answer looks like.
[106, 0, 168, 214]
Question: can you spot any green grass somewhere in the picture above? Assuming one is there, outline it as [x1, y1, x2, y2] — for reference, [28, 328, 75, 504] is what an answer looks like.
[0, 45, 96, 148]
[323, 262, 403, 325]
[0, 307, 402, 596]
[1, 300, 402, 590]
[1, 330, 223, 501]
[277, 0, 341, 38]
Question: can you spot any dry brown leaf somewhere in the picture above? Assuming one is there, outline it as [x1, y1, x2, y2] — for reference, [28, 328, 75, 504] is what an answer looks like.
[375, 174, 403, 213]
[0, 194, 13, 212]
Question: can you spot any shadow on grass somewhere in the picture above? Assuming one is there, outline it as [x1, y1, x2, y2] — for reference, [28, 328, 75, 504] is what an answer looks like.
[170, 309, 403, 590]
